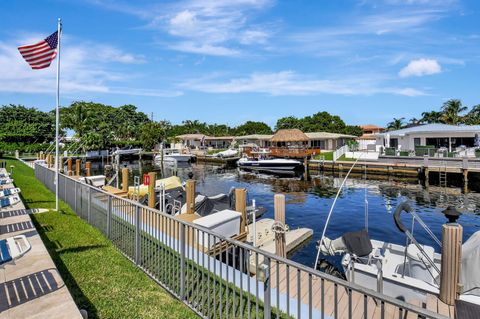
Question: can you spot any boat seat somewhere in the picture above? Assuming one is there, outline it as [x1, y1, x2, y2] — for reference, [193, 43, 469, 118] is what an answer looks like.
[342, 229, 373, 257]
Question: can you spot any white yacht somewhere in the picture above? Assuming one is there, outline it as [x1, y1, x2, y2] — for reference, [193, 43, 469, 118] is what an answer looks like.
[154, 149, 194, 163]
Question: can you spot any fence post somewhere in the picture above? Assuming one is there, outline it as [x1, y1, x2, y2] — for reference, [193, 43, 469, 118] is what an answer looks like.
[135, 205, 141, 265]
[74, 181, 77, 212]
[180, 223, 186, 300]
[107, 196, 112, 238]
[263, 256, 271, 319]
[87, 187, 92, 223]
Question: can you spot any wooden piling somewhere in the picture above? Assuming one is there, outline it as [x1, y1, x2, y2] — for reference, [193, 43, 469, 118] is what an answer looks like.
[121, 167, 129, 192]
[235, 188, 247, 234]
[439, 223, 463, 305]
[186, 180, 196, 214]
[147, 172, 156, 208]
[463, 169, 468, 193]
[85, 161, 91, 177]
[274, 194, 287, 258]
[75, 159, 81, 176]
[67, 158, 72, 176]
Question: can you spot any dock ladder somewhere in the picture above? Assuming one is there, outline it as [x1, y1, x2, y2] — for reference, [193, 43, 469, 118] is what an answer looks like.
[439, 161, 447, 188]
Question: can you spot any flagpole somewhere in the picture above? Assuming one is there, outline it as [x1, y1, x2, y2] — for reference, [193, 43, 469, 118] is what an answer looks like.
[55, 18, 62, 212]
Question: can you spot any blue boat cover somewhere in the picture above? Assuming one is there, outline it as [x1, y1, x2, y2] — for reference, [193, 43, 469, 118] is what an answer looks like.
[0, 239, 12, 264]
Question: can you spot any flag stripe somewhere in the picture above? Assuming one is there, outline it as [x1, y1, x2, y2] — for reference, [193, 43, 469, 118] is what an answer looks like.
[18, 40, 47, 50]
[20, 44, 51, 57]
[18, 31, 58, 70]
[25, 50, 56, 63]
[18, 42, 49, 54]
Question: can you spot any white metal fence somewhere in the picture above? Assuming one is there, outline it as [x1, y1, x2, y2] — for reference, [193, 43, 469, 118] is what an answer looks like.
[35, 163, 448, 319]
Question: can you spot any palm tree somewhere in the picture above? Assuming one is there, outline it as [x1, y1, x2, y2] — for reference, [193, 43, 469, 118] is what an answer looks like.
[407, 117, 421, 127]
[61, 102, 91, 137]
[420, 110, 443, 124]
[465, 105, 480, 125]
[441, 99, 467, 125]
[387, 117, 405, 131]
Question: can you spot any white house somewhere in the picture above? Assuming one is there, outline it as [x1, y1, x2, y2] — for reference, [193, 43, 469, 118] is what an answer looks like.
[376, 124, 480, 152]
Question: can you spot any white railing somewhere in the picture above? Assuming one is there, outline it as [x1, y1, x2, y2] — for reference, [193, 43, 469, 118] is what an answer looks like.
[333, 145, 349, 161]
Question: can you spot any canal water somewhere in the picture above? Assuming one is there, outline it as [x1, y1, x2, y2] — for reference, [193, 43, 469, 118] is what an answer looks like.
[94, 160, 480, 273]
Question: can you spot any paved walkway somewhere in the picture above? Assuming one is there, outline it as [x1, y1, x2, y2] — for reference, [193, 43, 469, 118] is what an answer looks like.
[0, 168, 82, 319]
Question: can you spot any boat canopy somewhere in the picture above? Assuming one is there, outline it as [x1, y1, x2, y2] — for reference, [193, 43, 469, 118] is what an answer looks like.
[127, 176, 182, 197]
[460, 230, 480, 296]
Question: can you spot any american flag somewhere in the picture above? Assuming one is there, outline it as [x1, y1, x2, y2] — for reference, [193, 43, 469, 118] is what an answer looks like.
[18, 31, 58, 70]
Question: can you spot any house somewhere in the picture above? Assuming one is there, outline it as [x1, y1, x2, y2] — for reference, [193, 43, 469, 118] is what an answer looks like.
[174, 134, 206, 149]
[357, 124, 385, 150]
[305, 132, 355, 150]
[204, 136, 235, 149]
[376, 123, 480, 152]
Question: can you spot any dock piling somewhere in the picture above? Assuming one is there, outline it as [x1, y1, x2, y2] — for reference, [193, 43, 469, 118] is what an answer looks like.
[85, 161, 91, 177]
[235, 188, 247, 234]
[75, 159, 80, 176]
[122, 167, 129, 192]
[67, 158, 72, 176]
[274, 194, 286, 258]
[186, 179, 196, 214]
[148, 172, 156, 208]
[439, 222, 463, 305]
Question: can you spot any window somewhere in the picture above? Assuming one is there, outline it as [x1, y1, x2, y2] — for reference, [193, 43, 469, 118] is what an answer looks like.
[414, 138, 421, 147]
[390, 138, 398, 148]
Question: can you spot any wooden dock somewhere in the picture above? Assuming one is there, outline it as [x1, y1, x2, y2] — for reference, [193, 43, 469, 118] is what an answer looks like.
[269, 262, 454, 319]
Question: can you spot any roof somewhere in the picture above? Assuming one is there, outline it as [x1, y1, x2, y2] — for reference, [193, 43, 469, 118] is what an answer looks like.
[176, 134, 206, 140]
[271, 129, 309, 142]
[360, 124, 384, 131]
[305, 132, 356, 139]
[204, 136, 234, 140]
[381, 124, 480, 136]
[235, 134, 273, 140]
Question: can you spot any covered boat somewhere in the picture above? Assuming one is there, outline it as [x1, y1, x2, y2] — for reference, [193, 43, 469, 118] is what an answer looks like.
[316, 201, 480, 305]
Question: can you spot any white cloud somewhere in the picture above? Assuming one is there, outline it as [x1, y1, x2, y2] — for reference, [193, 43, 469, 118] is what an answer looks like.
[399, 58, 442, 77]
[180, 71, 426, 96]
[96, 0, 274, 56]
[0, 35, 177, 97]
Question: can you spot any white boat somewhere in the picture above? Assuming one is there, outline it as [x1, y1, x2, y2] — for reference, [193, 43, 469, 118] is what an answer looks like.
[212, 149, 238, 158]
[237, 157, 303, 173]
[317, 201, 480, 305]
[154, 149, 193, 163]
[112, 148, 142, 156]
[79, 175, 106, 187]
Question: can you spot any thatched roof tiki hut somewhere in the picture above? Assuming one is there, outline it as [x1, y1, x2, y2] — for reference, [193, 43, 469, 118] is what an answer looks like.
[270, 129, 310, 147]
[270, 129, 312, 157]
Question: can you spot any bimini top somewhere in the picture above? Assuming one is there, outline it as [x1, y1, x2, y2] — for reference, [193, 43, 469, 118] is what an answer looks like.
[381, 124, 480, 137]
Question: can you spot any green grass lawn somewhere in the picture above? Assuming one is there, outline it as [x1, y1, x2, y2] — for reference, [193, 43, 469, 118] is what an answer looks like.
[3, 157, 197, 319]
[312, 151, 333, 161]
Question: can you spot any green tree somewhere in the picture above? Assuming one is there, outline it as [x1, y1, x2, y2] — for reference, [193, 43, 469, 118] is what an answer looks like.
[387, 117, 405, 130]
[420, 111, 443, 124]
[464, 105, 480, 125]
[234, 121, 272, 135]
[275, 116, 301, 130]
[139, 121, 172, 150]
[0, 104, 55, 143]
[441, 99, 467, 125]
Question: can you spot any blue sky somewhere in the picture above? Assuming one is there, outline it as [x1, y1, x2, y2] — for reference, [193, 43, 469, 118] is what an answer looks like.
[1, 0, 479, 128]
